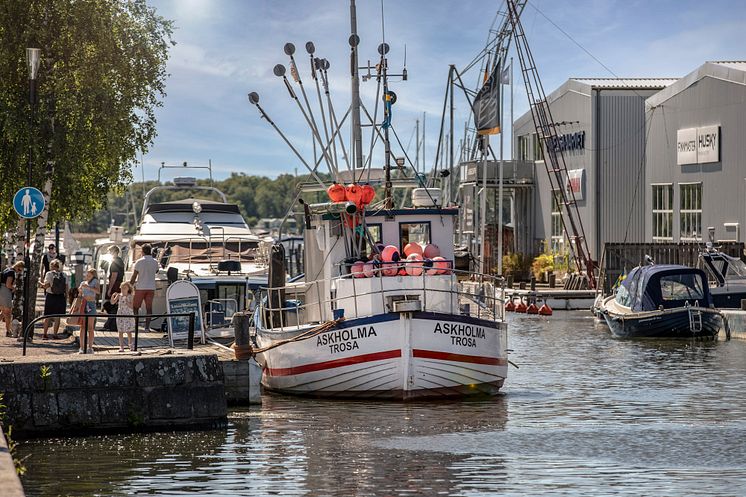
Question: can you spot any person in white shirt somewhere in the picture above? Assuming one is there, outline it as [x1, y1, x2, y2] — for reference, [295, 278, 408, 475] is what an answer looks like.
[129, 243, 160, 330]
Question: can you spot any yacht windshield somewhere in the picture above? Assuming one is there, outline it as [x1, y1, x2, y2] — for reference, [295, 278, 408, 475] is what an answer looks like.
[133, 240, 259, 264]
[660, 273, 705, 301]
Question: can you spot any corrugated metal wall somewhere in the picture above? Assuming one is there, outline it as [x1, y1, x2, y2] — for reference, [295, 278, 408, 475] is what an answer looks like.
[596, 90, 658, 256]
[645, 77, 746, 242]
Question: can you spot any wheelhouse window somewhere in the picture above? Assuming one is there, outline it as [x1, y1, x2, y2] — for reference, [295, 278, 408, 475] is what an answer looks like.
[400, 222, 431, 247]
[660, 273, 705, 302]
[652, 184, 673, 242]
[680, 183, 702, 241]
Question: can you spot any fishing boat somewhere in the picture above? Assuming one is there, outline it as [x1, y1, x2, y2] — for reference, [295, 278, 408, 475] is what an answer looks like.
[247, 1, 508, 399]
[126, 172, 269, 333]
[599, 264, 723, 339]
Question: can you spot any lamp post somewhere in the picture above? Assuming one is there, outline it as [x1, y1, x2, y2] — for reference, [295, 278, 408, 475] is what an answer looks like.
[22, 48, 40, 340]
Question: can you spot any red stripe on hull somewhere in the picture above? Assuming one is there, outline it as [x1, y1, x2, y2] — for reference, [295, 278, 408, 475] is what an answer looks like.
[412, 349, 506, 366]
[266, 349, 402, 377]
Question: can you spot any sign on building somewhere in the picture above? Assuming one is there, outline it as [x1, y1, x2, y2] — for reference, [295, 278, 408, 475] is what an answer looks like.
[566, 169, 585, 201]
[677, 126, 719, 165]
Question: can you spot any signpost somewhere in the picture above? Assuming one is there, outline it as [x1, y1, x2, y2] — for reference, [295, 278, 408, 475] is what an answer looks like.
[14, 186, 45, 344]
[166, 280, 205, 347]
[13, 187, 44, 219]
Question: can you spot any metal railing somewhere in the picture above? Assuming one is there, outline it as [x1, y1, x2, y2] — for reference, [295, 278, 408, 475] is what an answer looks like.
[22, 312, 196, 356]
[258, 262, 505, 332]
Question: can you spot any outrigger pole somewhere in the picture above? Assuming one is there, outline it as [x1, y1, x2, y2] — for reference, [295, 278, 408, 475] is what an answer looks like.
[247, 92, 327, 189]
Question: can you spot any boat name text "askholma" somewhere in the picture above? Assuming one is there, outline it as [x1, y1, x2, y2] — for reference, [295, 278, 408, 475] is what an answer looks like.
[434, 322, 486, 348]
[317, 326, 378, 354]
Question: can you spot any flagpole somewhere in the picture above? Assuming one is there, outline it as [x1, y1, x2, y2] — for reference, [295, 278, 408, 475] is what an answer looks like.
[510, 57, 516, 254]
[480, 136, 488, 274]
[497, 65, 505, 275]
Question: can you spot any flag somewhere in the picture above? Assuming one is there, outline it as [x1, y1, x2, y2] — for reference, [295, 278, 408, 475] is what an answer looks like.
[500, 62, 511, 85]
[289, 60, 300, 83]
[473, 62, 501, 135]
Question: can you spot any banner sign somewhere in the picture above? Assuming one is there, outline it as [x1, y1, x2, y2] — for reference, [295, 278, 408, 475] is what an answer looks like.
[677, 126, 719, 165]
[566, 169, 585, 201]
[473, 63, 501, 135]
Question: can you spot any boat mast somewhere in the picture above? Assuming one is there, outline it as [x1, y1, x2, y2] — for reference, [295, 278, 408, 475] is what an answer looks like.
[380, 42, 393, 208]
[349, 0, 364, 172]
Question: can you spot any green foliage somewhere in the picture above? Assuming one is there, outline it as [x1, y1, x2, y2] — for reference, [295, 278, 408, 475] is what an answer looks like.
[531, 253, 554, 280]
[39, 364, 51, 390]
[0, 0, 174, 231]
[501, 253, 530, 279]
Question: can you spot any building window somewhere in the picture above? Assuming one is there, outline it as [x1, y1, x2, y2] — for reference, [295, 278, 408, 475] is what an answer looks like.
[533, 133, 544, 161]
[680, 183, 702, 242]
[551, 192, 564, 251]
[652, 184, 673, 242]
[517, 135, 531, 161]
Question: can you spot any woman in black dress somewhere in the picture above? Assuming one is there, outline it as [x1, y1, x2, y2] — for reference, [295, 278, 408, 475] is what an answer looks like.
[42, 259, 67, 339]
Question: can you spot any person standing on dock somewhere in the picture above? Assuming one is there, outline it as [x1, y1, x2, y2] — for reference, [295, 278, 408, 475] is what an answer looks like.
[78, 268, 99, 353]
[41, 244, 57, 280]
[102, 245, 125, 331]
[0, 261, 24, 337]
[129, 244, 158, 331]
[41, 259, 67, 340]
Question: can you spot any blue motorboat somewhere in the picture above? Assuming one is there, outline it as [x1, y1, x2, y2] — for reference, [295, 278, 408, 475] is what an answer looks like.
[599, 264, 723, 339]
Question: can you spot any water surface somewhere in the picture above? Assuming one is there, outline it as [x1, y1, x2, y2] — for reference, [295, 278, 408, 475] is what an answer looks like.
[17, 313, 746, 496]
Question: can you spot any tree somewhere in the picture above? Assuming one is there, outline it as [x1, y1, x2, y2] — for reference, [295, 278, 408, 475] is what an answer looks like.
[0, 0, 173, 314]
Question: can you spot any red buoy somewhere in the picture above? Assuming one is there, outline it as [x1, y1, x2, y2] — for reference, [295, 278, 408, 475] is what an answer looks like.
[515, 299, 527, 313]
[539, 303, 553, 316]
[505, 298, 515, 312]
[526, 302, 539, 314]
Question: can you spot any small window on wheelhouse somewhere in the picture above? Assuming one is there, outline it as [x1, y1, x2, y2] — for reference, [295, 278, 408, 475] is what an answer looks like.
[400, 222, 431, 247]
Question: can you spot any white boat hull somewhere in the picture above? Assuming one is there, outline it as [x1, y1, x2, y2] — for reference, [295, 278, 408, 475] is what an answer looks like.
[255, 312, 508, 399]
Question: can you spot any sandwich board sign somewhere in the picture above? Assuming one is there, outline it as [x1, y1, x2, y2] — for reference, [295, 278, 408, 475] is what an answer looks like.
[166, 280, 205, 347]
[13, 187, 45, 219]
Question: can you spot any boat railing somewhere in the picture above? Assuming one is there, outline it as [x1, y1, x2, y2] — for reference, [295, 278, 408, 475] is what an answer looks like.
[136, 237, 261, 273]
[258, 262, 505, 332]
[207, 298, 238, 330]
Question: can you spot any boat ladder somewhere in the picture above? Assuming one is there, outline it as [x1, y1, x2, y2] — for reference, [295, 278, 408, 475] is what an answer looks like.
[688, 305, 703, 333]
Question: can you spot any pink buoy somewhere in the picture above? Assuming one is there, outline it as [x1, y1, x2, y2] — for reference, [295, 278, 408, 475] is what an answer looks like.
[424, 258, 439, 275]
[351, 260, 365, 278]
[405, 253, 423, 276]
[423, 243, 440, 259]
[382, 263, 399, 276]
[381, 245, 400, 263]
[403, 243, 423, 257]
[432, 256, 449, 275]
[362, 262, 375, 278]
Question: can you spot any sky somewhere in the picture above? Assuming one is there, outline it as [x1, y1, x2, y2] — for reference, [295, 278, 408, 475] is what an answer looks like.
[137, 0, 746, 182]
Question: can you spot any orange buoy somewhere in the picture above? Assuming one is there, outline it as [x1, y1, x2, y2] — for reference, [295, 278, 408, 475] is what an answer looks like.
[345, 183, 363, 205]
[515, 299, 527, 313]
[361, 184, 376, 205]
[405, 253, 423, 276]
[423, 243, 440, 259]
[403, 242, 423, 257]
[505, 298, 515, 312]
[327, 183, 346, 202]
[539, 303, 553, 316]
[526, 302, 539, 314]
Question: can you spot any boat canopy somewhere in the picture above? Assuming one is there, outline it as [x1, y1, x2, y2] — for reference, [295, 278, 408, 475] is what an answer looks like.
[615, 265, 712, 311]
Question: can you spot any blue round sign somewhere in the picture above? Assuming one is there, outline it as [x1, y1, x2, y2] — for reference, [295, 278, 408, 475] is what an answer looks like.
[13, 187, 45, 219]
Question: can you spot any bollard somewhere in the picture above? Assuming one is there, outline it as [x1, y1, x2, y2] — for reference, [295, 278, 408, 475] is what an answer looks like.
[233, 312, 252, 360]
[530, 276, 536, 292]
[741, 299, 746, 311]
[83, 313, 89, 353]
[134, 315, 139, 351]
[548, 273, 556, 288]
[188, 312, 195, 350]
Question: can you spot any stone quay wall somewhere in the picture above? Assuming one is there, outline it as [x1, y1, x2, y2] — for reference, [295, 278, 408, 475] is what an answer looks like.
[0, 353, 228, 438]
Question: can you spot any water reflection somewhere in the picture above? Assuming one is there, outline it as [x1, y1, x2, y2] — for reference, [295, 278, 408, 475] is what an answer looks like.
[17, 313, 746, 496]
